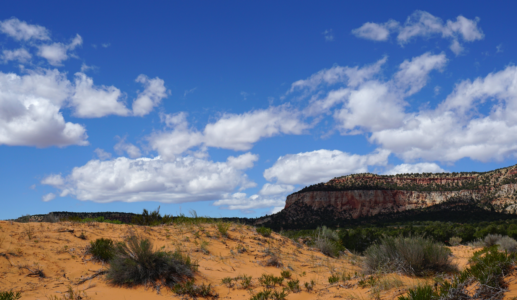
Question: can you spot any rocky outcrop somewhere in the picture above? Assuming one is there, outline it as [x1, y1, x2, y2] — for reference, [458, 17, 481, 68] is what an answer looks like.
[261, 164, 517, 228]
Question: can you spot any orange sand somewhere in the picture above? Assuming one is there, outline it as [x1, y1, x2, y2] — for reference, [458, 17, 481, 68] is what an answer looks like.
[0, 221, 502, 300]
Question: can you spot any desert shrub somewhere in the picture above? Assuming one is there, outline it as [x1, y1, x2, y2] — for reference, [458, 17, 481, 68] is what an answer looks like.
[107, 235, 196, 287]
[259, 274, 283, 288]
[364, 235, 455, 276]
[280, 270, 291, 278]
[172, 279, 217, 297]
[449, 236, 462, 246]
[314, 236, 338, 257]
[0, 291, 21, 300]
[483, 233, 503, 247]
[131, 206, 173, 226]
[328, 274, 339, 284]
[286, 279, 300, 292]
[88, 238, 115, 262]
[237, 274, 253, 289]
[257, 227, 272, 237]
[304, 280, 315, 292]
[496, 236, 517, 253]
[271, 290, 288, 300]
[398, 284, 436, 300]
[466, 246, 516, 289]
[317, 226, 339, 241]
[250, 290, 271, 300]
[217, 222, 231, 238]
[221, 277, 234, 288]
[265, 253, 283, 267]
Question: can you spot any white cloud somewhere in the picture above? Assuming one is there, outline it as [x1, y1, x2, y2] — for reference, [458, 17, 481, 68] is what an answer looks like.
[184, 87, 197, 97]
[300, 53, 445, 134]
[101, 43, 110, 48]
[323, 29, 334, 41]
[0, 18, 49, 41]
[213, 192, 285, 212]
[37, 34, 83, 66]
[496, 44, 503, 53]
[352, 11, 484, 55]
[42, 154, 257, 203]
[114, 138, 142, 158]
[259, 183, 295, 196]
[393, 52, 447, 96]
[264, 149, 390, 185]
[2, 48, 31, 63]
[0, 69, 88, 147]
[70, 72, 130, 118]
[94, 148, 112, 160]
[203, 106, 308, 151]
[351, 20, 398, 41]
[132, 75, 168, 116]
[384, 163, 447, 175]
[227, 152, 259, 170]
[290, 56, 387, 93]
[370, 65, 517, 162]
[148, 113, 204, 160]
[42, 193, 56, 202]
[41, 174, 64, 186]
[29, 184, 36, 190]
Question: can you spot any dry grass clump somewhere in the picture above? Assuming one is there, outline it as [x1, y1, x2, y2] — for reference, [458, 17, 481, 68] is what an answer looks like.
[364, 235, 455, 276]
[449, 236, 462, 246]
[0, 291, 21, 300]
[107, 234, 197, 288]
[314, 226, 340, 257]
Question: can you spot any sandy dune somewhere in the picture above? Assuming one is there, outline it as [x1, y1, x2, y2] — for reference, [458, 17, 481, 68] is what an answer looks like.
[0, 220, 498, 299]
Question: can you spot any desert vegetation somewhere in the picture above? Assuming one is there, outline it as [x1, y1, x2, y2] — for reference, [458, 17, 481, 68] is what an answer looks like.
[4, 210, 517, 299]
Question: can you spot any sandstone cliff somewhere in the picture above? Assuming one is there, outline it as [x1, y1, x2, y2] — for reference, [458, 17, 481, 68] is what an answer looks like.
[259, 164, 517, 229]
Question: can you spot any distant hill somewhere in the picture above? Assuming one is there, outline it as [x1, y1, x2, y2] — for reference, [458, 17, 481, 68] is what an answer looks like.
[257, 164, 517, 230]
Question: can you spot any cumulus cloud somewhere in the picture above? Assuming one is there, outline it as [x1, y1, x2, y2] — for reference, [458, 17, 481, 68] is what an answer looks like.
[37, 34, 83, 66]
[352, 20, 398, 41]
[114, 138, 142, 158]
[352, 11, 484, 55]
[150, 107, 308, 159]
[41, 154, 257, 203]
[0, 18, 49, 41]
[42, 193, 56, 202]
[70, 72, 129, 118]
[384, 163, 447, 175]
[41, 174, 64, 186]
[259, 183, 295, 196]
[204, 106, 308, 151]
[94, 148, 112, 160]
[2, 48, 31, 63]
[325, 52, 445, 133]
[0, 69, 88, 147]
[290, 56, 387, 94]
[370, 65, 517, 162]
[132, 75, 168, 116]
[213, 192, 285, 212]
[264, 149, 390, 185]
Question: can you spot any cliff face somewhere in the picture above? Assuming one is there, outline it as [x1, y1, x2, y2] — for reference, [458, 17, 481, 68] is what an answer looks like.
[269, 164, 517, 226]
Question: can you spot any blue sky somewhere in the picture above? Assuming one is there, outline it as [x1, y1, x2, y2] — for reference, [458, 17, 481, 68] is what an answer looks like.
[2, 1, 517, 220]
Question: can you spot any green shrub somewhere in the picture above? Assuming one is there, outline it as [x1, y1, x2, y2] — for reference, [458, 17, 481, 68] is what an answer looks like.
[467, 246, 516, 288]
[131, 206, 173, 226]
[238, 274, 252, 289]
[217, 222, 231, 238]
[304, 280, 315, 292]
[280, 270, 291, 278]
[250, 290, 271, 300]
[364, 235, 455, 276]
[257, 227, 272, 237]
[107, 235, 197, 287]
[88, 238, 115, 262]
[259, 274, 283, 288]
[0, 291, 21, 300]
[271, 290, 288, 300]
[328, 274, 339, 284]
[221, 277, 234, 288]
[286, 279, 300, 293]
[448, 236, 462, 246]
[172, 280, 217, 297]
[398, 284, 436, 300]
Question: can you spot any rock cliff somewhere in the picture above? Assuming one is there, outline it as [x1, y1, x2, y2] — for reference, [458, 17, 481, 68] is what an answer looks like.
[259, 164, 517, 229]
